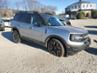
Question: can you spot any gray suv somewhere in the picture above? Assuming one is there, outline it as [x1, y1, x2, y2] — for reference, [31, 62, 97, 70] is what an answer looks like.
[11, 11, 90, 57]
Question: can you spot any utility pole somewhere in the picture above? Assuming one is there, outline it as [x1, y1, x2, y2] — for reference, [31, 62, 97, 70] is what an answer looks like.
[79, 0, 82, 11]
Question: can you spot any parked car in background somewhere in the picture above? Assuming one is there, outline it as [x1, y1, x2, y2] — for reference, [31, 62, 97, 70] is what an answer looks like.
[2, 17, 12, 28]
[0, 17, 5, 31]
[11, 11, 91, 57]
[59, 18, 71, 26]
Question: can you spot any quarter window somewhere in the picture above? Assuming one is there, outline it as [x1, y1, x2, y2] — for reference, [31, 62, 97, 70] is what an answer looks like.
[14, 13, 22, 21]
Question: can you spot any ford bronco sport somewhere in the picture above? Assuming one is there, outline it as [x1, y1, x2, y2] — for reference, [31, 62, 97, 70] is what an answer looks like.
[11, 11, 90, 57]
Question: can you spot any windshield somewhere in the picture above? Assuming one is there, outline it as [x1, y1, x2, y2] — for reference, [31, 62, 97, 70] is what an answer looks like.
[48, 17, 64, 26]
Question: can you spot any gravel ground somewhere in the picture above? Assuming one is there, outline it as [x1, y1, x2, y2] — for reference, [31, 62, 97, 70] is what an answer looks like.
[0, 19, 97, 73]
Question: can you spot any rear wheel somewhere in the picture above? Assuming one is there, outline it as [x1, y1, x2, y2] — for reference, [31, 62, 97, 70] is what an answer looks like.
[12, 30, 21, 43]
[47, 38, 65, 57]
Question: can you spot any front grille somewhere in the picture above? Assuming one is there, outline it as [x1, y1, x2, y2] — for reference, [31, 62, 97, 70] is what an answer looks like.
[81, 33, 89, 41]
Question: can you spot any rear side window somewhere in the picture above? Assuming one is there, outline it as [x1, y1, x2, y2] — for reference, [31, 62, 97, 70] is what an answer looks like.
[14, 12, 32, 24]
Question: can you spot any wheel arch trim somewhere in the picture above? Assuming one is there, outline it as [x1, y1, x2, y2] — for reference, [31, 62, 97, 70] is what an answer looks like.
[45, 35, 67, 47]
[12, 27, 20, 36]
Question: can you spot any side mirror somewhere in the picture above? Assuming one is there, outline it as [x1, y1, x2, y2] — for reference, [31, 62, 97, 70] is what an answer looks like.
[48, 23, 51, 26]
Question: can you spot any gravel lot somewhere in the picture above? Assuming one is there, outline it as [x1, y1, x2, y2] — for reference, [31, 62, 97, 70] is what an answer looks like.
[0, 19, 97, 73]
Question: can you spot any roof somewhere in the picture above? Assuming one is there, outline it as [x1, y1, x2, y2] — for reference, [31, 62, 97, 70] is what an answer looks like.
[66, 1, 95, 8]
[79, 1, 92, 3]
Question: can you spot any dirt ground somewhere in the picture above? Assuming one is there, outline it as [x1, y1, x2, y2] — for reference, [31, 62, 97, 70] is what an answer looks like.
[0, 19, 97, 73]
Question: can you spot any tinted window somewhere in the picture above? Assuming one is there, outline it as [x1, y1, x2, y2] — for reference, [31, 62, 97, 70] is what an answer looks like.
[14, 12, 32, 24]
[33, 14, 45, 26]
[14, 12, 22, 21]
[22, 14, 32, 24]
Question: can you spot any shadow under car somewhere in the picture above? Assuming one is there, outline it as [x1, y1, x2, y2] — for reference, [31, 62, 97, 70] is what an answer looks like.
[85, 26, 97, 28]
[85, 47, 97, 55]
[2, 31, 48, 52]
[87, 30, 97, 35]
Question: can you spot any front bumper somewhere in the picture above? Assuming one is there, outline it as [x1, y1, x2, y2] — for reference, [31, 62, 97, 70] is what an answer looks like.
[66, 37, 91, 55]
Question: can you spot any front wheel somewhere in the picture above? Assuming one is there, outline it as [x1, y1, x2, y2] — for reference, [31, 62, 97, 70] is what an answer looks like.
[47, 38, 65, 57]
[12, 30, 21, 43]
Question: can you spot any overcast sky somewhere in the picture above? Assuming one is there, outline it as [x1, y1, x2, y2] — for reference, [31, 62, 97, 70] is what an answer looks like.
[8, 0, 97, 14]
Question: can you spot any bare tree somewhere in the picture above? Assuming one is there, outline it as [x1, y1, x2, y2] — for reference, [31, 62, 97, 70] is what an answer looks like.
[0, 0, 8, 9]
[43, 5, 57, 14]
[22, 0, 57, 14]
[23, 0, 38, 11]
[0, 0, 5, 8]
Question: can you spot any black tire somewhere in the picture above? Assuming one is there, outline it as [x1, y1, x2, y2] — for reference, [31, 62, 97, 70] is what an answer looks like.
[0, 27, 5, 31]
[47, 38, 65, 57]
[12, 30, 21, 43]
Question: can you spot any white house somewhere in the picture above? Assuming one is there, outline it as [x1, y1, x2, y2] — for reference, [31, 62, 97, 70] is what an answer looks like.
[65, 0, 96, 18]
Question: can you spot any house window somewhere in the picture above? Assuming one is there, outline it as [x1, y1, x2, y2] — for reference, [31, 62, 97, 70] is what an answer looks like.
[87, 4, 88, 7]
[78, 5, 80, 8]
[72, 6, 73, 9]
[75, 5, 77, 9]
[83, 5, 85, 8]
[90, 5, 92, 7]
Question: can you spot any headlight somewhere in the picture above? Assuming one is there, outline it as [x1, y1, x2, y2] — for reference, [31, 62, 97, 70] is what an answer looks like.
[70, 34, 84, 42]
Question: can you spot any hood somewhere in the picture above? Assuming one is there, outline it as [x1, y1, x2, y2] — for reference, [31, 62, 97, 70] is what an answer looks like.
[50, 26, 88, 34]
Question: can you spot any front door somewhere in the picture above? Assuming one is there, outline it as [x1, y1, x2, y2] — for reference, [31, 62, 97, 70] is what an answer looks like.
[27, 14, 47, 42]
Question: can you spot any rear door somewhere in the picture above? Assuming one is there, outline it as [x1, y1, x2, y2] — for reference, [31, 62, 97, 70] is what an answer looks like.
[18, 13, 32, 38]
